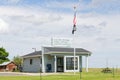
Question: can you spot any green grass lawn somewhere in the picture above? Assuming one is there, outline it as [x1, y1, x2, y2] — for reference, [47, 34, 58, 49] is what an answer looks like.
[0, 68, 120, 80]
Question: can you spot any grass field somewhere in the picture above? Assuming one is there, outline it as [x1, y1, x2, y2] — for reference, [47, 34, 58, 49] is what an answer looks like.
[0, 68, 120, 80]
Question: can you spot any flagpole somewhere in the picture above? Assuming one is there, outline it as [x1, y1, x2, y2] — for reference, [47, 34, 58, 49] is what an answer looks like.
[73, 33, 76, 75]
[73, 6, 77, 75]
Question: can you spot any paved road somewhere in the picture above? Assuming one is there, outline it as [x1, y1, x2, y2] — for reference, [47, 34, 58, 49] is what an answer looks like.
[0, 72, 40, 76]
[0, 72, 72, 76]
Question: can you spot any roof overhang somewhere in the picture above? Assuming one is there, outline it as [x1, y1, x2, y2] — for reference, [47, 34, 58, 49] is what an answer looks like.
[22, 47, 92, 58]
[22, 55, 41, 58]
[43, 47, 92, 56]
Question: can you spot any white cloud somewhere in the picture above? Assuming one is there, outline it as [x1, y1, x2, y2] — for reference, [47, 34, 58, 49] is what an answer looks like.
[0, 0, 22, 4]
[7, 0, 21, 3]
[0, 18, 9, 33]
[0, 6, 63, 36]
[0, 6, 29, 16]
[45, 1, 75, 9]
[77, 0, 120, 14]
[0, 6, 62, 23]
[91, 0, 119, 4]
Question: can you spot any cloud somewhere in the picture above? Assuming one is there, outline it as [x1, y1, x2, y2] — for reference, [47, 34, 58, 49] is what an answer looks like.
[81, 0, 119, 14]
[77, 24, 101, 36]
[115, 38, 120, 42]
[0, 0, 22, 4]
[0, 18, 9, 34]
[9, 14, 62, 25]
[91, 0, 119, 4]
[0, 0, 119, 14]
[0, 6, 29, 16]
[44, 1, 75, 9]
[7, 0, 21, 3]
[0, 6, 63, 36]
[98, 22, 107, 27]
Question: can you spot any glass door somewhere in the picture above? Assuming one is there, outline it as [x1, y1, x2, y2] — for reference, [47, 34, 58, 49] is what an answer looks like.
[57, 57, 64, 72]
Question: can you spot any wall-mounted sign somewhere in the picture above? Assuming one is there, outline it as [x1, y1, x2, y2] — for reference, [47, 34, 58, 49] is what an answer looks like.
[51, 38, 72, 47]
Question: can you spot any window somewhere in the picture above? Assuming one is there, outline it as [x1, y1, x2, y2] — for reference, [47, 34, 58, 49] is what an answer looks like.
[30, 59, 33, 65]
[66, 57, 78, 70]
[40, 58, 42, 64]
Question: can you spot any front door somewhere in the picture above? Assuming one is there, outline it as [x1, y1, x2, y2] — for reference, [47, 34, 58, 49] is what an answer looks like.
[57, 57, 64, 72]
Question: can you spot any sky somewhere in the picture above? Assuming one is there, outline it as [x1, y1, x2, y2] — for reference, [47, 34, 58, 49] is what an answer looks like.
[0, 0, 120, 68]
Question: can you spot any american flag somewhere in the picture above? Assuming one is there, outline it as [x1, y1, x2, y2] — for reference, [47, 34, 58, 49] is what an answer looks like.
[72, 8, 77, 34]
[73, 11, 76, 25]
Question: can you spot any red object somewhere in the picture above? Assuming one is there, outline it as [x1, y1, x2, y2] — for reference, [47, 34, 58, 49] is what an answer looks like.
[72, 11, 77, 34]
[73, 12, 76, 25]
[0, 62, 17, 72]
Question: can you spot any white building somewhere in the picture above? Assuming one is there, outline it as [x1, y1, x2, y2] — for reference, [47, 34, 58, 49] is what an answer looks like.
[22, 46, 91, 73]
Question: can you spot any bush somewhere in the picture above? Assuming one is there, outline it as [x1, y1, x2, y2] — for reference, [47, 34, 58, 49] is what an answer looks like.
[101, 67, 112, 73]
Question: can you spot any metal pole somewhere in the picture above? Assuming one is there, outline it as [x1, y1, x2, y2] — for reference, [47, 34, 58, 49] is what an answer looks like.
[73, 5, 77, 75]
[113, 67, 115, 78]
[106, 58, 108, 68]
[40, 54, 42, 80]
[86, 56, 88, 72]
[54, 55, 57, 73]
[79, 56, 82, 80]
[74, 44, 76, 75]
[40, 65, 42, 80]
[80, 70, 82, 80]
[41, 47, 45, 73]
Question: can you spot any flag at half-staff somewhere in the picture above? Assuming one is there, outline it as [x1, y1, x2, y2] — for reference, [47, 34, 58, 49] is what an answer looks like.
[72, 6, 77, 34]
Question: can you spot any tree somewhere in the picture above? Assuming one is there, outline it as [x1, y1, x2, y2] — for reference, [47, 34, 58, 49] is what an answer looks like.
[13, 55, 22, 71]
[13, 55, 22, 67]
[0, 47, 9, 64]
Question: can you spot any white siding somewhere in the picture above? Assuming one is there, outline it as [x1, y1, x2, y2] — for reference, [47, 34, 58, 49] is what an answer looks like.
[23, 57, 41, 72]
[44, 54, 54, 72]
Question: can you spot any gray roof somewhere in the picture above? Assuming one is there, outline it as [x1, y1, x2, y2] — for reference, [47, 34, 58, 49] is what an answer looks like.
[22, 47, 91, 58]
[22, 51, 42, 58]
[44, 47, 90, 53]
[44, 47, 91, 55]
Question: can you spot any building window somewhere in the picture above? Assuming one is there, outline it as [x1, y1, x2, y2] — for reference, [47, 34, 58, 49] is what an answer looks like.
[40, 58, 42, 64]
[30, 59, 33, 65]
[66, 57, 78, 70]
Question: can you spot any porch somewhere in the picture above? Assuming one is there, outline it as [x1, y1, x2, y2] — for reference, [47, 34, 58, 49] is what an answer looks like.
[42, 47, 91, 73]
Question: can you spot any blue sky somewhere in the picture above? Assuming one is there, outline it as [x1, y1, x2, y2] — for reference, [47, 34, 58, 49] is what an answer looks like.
[0, 0, 120, 68]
